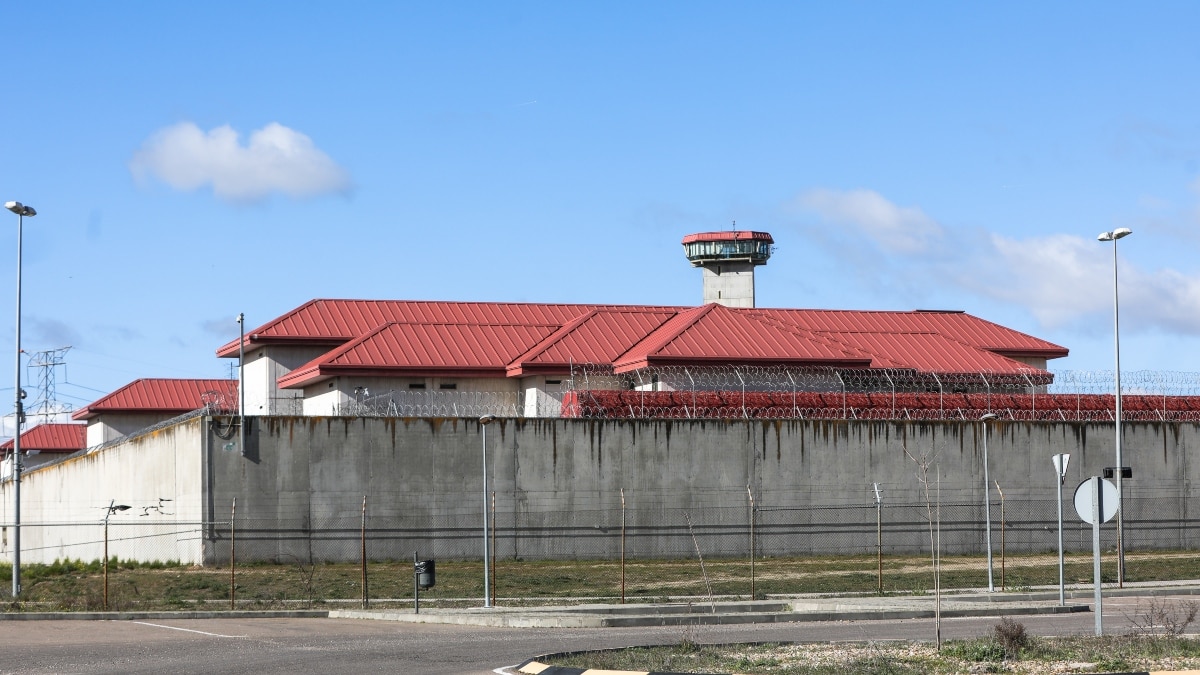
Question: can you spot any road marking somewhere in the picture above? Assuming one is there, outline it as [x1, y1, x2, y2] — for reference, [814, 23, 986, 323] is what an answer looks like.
[128, 621, 246, 638]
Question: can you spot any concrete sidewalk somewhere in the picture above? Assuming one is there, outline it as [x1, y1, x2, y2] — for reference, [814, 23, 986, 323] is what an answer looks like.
[330, 588, 1105, 628]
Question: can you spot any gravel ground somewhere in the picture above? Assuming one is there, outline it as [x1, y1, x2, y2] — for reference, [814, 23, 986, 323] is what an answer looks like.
[713, 640, 1200, 674]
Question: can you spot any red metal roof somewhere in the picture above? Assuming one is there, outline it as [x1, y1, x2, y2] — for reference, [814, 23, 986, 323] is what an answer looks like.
[507, 308, 678, 376]
[0, 423, 86, 453]
[681, 231, 774, 244]
[72, 379, 237, 421]
[215, 299, 677, 358]
[815, 331, 1036, 374]
[279, 322, 563, 388]
[211, 299, 1067, 388]
[754, 309, 1068, 358]
[613, 304, 874, 373]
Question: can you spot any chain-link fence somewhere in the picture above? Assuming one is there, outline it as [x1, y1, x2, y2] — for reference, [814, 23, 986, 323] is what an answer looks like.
[6, 490, 1197, 610]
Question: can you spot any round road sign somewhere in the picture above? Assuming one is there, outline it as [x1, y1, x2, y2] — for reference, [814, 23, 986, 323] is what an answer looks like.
[1073, 478, 1118, 525]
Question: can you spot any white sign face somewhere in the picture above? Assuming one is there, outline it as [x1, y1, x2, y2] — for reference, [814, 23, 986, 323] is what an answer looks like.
[1053, 453, 1070, 479]
[1073, 478, 1118, 525]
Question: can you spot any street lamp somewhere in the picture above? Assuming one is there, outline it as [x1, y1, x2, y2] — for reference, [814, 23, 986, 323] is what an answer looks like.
[981, 413, 998, 592]
[479, 414, 496, 608]
[103, 500, 131, 610]
[237, 313, 245, 457]
[1098, 226, 1131, 585]
[4, 200, 34, 599]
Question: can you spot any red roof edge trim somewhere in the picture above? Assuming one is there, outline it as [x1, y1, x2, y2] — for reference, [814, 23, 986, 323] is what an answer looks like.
[507, 363, 591, 377]
[989, 347, 1071, 359]
[681, 231, 774, 244]
[614, 356, 874, 374]
[217, 335, 350, 358]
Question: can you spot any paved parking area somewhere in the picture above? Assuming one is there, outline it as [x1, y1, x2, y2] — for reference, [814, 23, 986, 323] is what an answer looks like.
[0, 592, 1193, 674]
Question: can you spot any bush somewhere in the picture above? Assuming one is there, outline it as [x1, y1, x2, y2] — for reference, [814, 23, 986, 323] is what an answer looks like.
[994, 617, 1028, 658]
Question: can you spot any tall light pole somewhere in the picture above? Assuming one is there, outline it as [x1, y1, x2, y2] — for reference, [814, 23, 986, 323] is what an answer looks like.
[4, 200, 34, 599]
[236, 313, 245, 456]
[981, 413, 998, 592]
[479, 414, 495, 608]
[1098, 227, 1131, 585]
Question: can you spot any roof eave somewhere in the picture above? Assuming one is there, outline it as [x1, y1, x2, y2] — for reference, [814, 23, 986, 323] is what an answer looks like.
[613, 356, 874, 374]
[279, 365, 512, 389]
[217, 335, 350, 359]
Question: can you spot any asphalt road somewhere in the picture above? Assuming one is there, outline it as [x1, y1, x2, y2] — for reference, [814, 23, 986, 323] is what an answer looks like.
[0, 593, 1190, 675]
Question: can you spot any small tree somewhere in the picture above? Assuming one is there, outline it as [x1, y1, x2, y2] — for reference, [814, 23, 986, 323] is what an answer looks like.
[902, 433, 942, 649]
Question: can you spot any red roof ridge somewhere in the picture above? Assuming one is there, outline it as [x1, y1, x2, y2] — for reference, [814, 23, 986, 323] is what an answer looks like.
[506, 310, 603, 376]
[506, 307, 680, 377]
[612, 305, 716, 368]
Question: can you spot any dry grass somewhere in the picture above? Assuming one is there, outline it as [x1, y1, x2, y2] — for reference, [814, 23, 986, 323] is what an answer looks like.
[1, 550, 1198, 611]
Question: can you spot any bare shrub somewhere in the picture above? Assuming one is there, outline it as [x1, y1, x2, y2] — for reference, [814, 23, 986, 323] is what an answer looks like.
[1126, 598, 1199, 637]
[994, 617, 1028, 659]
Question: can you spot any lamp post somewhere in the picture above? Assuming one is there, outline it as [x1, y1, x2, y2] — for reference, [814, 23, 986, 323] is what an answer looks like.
[4, 200, 34, 599]
[103, 500, 131, 610]
[981, 413, 998, 592]
[1098, 227, 1131, 586]
[479, 414, 496, 608]
[236, 313, 245, 456]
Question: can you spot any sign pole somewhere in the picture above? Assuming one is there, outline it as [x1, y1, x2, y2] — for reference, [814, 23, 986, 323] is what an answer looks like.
[1053, 454, 1070, 606]
[1092, 476, 1103, 636]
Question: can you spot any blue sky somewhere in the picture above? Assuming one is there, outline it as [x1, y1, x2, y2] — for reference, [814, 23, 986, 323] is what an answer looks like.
[2, 2, 1199, 419]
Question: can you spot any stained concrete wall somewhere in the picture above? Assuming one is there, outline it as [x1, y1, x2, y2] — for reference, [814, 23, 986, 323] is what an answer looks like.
[203, 417, 1199, 564]
[3, 416, 1196, 565]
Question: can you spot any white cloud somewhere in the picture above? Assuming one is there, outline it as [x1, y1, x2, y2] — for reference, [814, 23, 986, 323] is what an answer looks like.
[976, 233, 1112, 328]
[973, 233, 1200, 333]
[795, 188, 944, 254]
[791, 187, 1200, 336]
[130, 122, 351, 203]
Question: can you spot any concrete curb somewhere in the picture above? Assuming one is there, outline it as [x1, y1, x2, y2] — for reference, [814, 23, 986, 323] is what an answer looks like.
[331, 601, 1087, 628]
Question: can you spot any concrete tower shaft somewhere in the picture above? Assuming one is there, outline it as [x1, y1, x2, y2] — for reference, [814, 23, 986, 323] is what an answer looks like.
[682, 230, 773, 308]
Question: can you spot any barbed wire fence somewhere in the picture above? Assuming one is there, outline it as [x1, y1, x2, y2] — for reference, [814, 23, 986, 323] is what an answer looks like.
[559, 366, 1200, 422]
[107, 368, 1200, 423]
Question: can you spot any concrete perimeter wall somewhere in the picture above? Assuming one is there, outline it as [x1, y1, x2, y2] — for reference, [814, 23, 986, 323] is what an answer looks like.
[206, 417, 1199, 564]
[2, 417, 1196, 565]
[0, 418, 206, 565]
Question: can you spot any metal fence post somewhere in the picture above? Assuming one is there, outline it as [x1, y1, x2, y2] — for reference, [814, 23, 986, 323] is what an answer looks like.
[490, 491, 497, 607]
[996, 481, 1006, 590]
[874, 483, 883, 594]
[230, 498, 236, 610]
[620, 488, 626, 604]
[103, 519, 109, 611]
[361, 495, 368, 609]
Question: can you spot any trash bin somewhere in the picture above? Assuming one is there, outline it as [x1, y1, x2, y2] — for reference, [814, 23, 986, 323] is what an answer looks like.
[415, 559, 436, 590]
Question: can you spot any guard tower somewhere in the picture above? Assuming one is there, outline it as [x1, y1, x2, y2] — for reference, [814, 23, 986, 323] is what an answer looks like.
[682, 230, 774, 308]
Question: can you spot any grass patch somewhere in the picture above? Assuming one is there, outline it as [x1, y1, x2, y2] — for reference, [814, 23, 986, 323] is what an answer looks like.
[0, 550, 1198, 612]
[549, 633, 1200, 674]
